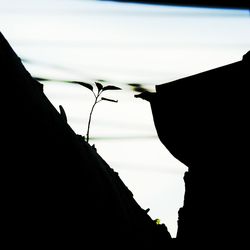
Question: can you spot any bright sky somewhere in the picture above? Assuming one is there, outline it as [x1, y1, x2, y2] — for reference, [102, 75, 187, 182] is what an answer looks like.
[1, 0, 249, 237]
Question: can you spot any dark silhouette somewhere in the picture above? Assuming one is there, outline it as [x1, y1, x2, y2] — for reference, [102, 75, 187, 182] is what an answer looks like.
[102, 0, 250, 9]
[137, 50, 250, 247]
[1, 32, 171, 248]
[2, 28, 249, 247]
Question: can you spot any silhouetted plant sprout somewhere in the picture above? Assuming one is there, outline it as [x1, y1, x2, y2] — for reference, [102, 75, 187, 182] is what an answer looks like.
[73, 81, 121, 143]
[34, 76, 122, 143]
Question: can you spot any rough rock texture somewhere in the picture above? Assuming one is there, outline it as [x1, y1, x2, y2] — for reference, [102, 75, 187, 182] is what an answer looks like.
[1, 32, 171, 248]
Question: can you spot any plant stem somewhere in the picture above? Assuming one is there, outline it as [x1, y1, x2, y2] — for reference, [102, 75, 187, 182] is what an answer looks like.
[86, 100, 97, 143]
[86, 91, 102, 143]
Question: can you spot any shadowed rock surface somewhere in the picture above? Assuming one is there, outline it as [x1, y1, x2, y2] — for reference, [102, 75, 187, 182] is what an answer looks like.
[140, 50, 249, 247]
[1, 32, 171, 248]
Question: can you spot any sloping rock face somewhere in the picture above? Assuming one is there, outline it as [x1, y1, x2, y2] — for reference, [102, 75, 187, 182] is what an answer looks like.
[149, 50, 249, 247]
[1, 32, 171, 248]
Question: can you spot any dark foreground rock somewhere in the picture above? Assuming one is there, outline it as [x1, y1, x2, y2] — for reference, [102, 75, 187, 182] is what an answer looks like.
[1, 32, 171, 248]
[141, 49, 249, 248]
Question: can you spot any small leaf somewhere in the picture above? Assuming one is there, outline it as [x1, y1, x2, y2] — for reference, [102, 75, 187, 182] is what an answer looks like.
[101, 97, 118, 103]
[102, 85, 122, 91]
[128, 83, 148, 92]
[155, 218, 161, 225]
[95, 82, 103, 92]
[96, 79, 107, 83]
[34, 77, 51, 82]
[71, 81, 93, 91]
